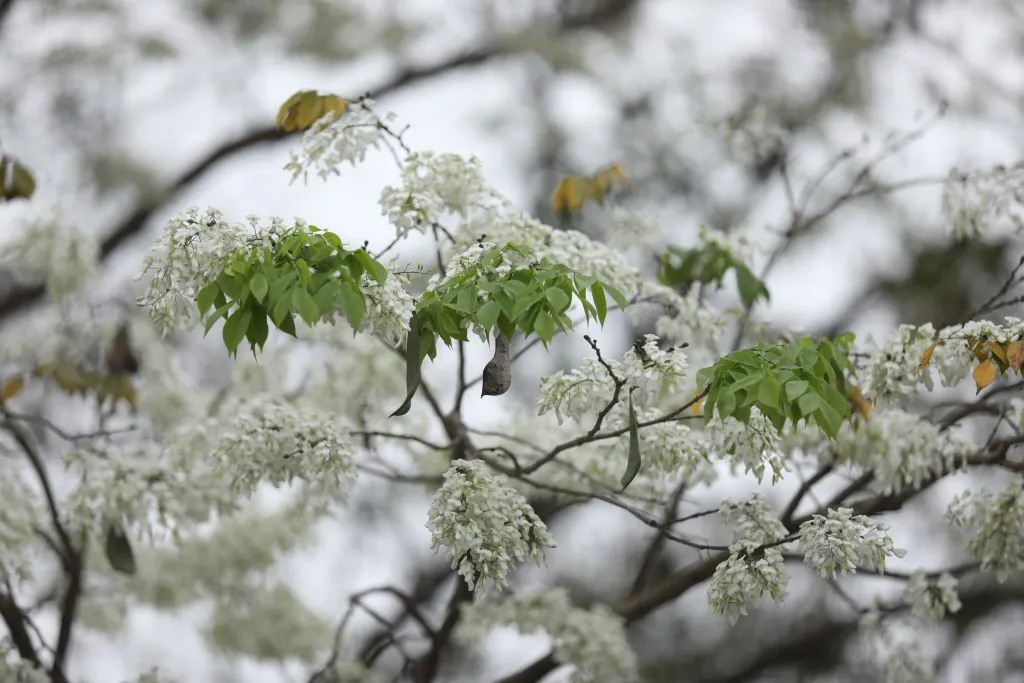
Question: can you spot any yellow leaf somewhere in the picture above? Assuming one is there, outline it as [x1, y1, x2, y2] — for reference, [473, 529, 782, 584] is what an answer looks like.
[0, 376, 23, 402]
[916, 340, 941, 374]
[968, 339, 988, 362]
[552, 176, 585, 215]
[1, 155, 36, 201]
[1009, 340, 1024, 373]
[847, 385, 872, 420]
[691, 395, 705, 415]
[973, 359, 998, 394]
[988, 341, 1008, 363]
[276, 90, 347, 132]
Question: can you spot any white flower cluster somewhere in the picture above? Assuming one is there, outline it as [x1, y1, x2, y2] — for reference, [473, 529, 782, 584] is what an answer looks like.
[826, 408, 972, 494]
[707, 540, 788, 624]
[426, 459, 555, 591]
[457, 209, 647, 300]
[859, 324, 940, 401]
[718, 494, 788, 544]
[538, 335, 689, 424]
[284, 99, 388, 183]
[941, 164, 1024, 241]
[948, 480, 1024, 581]
[358, 266, 415, 345]
[904, 571, 962, 622]
[654, 283, 729, 351]
[858, 612, 938, 683]
[0, 467, 43, 580]
[136, 207, 247, 335]
[797, 508, 905, 578]
[212, 395, 356, 500]
[456, 588, 638, 683]
[859, 318, 1024, 402]
[425, 240, 523, 295]
[3, 210, 98, 301]
[707, 407, 786, 483]
[63, 439, 238, 540]
[624, 406, 715, 481]
[379, 152, 493, 236]
[696, 225, 759, 266]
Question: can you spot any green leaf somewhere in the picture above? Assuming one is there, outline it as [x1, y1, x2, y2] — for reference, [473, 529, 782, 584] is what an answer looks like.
[203, 302, 233, 336]
[196, 282, 220, 316]
[293, 288, 319, 326]
[105, 523, 136, 575]
[340, 280, 366, 331]
[354, 249, 388, 283]
[784, 380, 810, 402]
[797, 391, 822, 416]
[603, 282, 629, 310]
[735, 264, 769, 308]
[249, 273, 269, 303]
[246, 309, 269, 351]
[222, 307, 252, 355]
[545, 286, 571, 312]
[277, 312, 297, 337]
[511, 292, 544, 321]
[476, 299, 501, 332]
[621, 392, 642, 491]
[390, 324, 422, 417]
[534, 309, 556, 342]
[590, 282, 608, 325]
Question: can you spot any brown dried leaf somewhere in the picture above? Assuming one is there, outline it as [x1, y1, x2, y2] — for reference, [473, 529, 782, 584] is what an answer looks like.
[973, 359, 998, 394]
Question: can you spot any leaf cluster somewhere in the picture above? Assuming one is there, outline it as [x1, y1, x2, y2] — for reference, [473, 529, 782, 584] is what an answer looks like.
[696, 334, 857, 439]
[551, 163, 630, 216]
[392, 244, 628, 416]
[276, 90, 348, 132]
[657, 242, 769, 309]
[197, 226, 388, 357]
[919, 336, 1024, 394]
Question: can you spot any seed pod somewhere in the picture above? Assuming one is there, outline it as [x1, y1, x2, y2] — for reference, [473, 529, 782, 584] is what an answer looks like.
[107, 323, 140, 375]
[481, 333, 511, 397]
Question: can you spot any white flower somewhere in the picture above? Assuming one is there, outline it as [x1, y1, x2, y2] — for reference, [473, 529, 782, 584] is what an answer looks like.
[858, 612, 938, 683]
[859, 324, 937, 402]
[212, 394, 356, 499]
[905, 571, 961, 621]
[707, 406, 786, 483]
[358, 267, 415, 345]
[719, 494, 788, 544]
[707, 540, 789, 624]
[135, 207, 247, 335]
[456, 588, 638, 683]
[538, 335, 689, 424]
[379, 152, 493, 235]
[654, 283, 728, 349]
[0, 639, 51, 683]
[426, 459, 555, 591]
[797, 508, 906, 578]
[3, 210, 98, 300]
[826, 408, 972, 494]
[63, 439, 238, 541]
[941, 164, 1024, 241]
[284, 99, 387, 182]
[948, 481, 1024, 581]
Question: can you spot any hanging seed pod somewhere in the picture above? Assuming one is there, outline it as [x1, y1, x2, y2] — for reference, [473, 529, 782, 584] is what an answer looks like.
[107, 323, 140, 375]
[481, 333, 511, 397]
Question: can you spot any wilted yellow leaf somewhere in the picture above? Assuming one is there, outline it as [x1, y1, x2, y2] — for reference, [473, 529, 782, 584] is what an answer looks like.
[1, 156, 36, 201]
[276, 90, 347, 132]
[968, 339, 988, 362]
[847, 385, 872, 420]
[988, 341, 1008, 363]
[916, 340, 941, 374]
[551, 163, 630, 215]
[1009, 340, 1024, 373]
[973, 359, 998, 394]
[552, 176, 586, 215]
[0, 376, 23, 402]
[691, 395, 705, 415]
